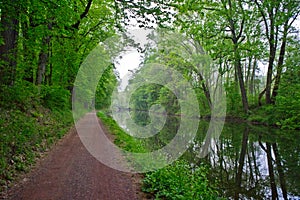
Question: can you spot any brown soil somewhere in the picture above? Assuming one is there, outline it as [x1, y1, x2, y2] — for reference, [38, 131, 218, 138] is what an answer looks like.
[2, 113, 147, 200]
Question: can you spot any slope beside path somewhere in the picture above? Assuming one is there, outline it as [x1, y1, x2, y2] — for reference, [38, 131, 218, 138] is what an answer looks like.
[4, 113, 141, 200]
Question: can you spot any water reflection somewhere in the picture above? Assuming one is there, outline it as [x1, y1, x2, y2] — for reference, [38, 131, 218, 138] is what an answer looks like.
[112, 106, 300, 198]
[186, 122, 300, 199]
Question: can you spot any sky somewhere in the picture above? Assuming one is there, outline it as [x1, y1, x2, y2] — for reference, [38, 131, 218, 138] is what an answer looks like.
[114, 28, 152, 87]
[115, 50, 142, 79]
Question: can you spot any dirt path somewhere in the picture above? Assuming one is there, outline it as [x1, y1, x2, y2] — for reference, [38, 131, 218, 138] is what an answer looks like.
[4, 113, 142, 200]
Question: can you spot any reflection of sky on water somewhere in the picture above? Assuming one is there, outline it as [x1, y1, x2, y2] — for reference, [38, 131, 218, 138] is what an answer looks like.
[188, 123, 300, 199]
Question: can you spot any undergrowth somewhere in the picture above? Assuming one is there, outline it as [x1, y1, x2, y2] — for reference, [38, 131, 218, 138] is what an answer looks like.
[0, 82, 73, 192]
[142, 160, 221, 200]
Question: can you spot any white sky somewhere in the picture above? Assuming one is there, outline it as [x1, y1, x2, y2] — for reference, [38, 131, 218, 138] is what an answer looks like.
[114, 28, 152, 87]
[115, 50, 142, 79]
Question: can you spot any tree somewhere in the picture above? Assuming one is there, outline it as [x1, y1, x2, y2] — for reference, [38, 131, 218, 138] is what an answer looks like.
[254, 0, 300, 104]
[0, 1, 20, 86]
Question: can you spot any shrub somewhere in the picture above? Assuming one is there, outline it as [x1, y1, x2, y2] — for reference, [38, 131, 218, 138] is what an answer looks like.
[142, 160, 221, 200]
[41, 85, 70, 110]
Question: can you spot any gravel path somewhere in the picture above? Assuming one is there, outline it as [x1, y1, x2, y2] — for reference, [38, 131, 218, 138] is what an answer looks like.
[5, 113, 141, 200]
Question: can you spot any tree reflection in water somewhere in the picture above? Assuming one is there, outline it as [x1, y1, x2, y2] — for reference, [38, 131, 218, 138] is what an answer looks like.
[183, 121, 300, 199]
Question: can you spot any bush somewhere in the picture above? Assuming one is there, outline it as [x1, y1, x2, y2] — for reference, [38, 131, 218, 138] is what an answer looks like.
[41, 85, 70, 110]
[142, 160, 221, 200]
[0, 80, 39, 111]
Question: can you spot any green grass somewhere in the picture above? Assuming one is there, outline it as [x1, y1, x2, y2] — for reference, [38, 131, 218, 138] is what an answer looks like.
[97, 111, 146, 153]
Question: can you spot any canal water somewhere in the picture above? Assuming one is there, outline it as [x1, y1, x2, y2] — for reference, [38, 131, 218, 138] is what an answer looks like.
[182, 121, 300, 199]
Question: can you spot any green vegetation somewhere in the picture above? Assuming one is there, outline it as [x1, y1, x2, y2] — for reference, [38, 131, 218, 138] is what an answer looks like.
[121, 0, 300, 129]
[142, 160, 220, 200]
[0, 0, 118, 192]
[97, 111, 146, 153]
[0, 82, 72, 189]
[1, 0, 299, 198]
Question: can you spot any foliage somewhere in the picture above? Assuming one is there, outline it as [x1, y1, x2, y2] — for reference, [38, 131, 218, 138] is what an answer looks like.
[41, 85, 71, 110]
[142, 160, 221, 200]
[0, 0, 120, 190]
[273, 39, 300, 129]
[118, 0, 300, 125]
[247, 37, 300, 129]
[0, 82, 73, 189]
[1, 0, 300, 197]
[95, 64, 117, 110]
[98, 111, 221, 199]
[224, 81, 243, 116]
[0, 80, 39, 111]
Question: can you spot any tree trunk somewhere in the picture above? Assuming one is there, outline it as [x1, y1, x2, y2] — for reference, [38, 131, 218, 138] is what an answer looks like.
[224, 0, 249, 113]
[266, 44, 276, 104]
[271, 21, 288, 102]
[234, 45, 249, 113]
[250, 58, 257, 95]
[246, 56, 252, 92]
[21, 15, 35, 83]
[198, 71, 212, 109]
[0, 2, 19, 86]
[36, 47, 48, 85]
[265, 6, 278, 105]
[36, 22, 52, 85]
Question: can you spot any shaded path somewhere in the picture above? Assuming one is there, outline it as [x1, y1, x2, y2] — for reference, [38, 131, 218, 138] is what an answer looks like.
[5, 113, 140, 200]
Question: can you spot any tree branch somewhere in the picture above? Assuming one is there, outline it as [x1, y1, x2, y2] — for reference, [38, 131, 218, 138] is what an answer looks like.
[72, 0, 93, 30]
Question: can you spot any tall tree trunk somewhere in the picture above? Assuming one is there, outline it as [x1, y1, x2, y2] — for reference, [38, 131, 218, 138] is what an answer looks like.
[21, 15, 35, 83]
[234, 45, 249, 113]
[224, 0, 249, 113]
[254, 0, 278, 105]
[198, 71, 212, 109]
[36, 46, 48, 85]
[246, 56, 252, 92]
[271, 21, 288, 102]
[266, 44, 276, 104]
[36, 23, 52, 85]
[0, 2, 19, 86]
[250, 58, 257, 95]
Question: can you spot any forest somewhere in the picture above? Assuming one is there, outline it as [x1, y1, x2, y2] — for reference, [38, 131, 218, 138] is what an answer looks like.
[0, 0, 299, 199]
